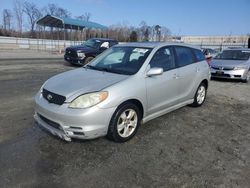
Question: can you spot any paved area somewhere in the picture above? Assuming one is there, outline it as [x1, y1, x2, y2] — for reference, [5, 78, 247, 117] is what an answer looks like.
[0, 58, 250, 188]
[0, 49, 63, 60]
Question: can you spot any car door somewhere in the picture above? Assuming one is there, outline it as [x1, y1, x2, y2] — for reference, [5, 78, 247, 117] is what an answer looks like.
[145, 46, 180, 115]
[174, 46, 201, 102]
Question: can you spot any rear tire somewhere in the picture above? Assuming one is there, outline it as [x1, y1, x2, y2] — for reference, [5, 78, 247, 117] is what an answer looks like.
[191, 83, 207, 107]
[107, 103, 141, 142]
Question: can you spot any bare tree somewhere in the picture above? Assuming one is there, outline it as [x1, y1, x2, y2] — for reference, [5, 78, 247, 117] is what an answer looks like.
[139, 21, 150, 41]
[76, 12, 91, 22]
[2, 9, 12, 30]
[13, 0, 24, 33]
[55, 7, 71, 18]
[45, 3, 57, 15]
[160, 26, 171, 41]
[23, 1, 41, 35]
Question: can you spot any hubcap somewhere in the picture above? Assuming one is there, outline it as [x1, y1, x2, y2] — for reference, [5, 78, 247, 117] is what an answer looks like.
[197, 86, 206, 104]
[117, 109, 138, 138]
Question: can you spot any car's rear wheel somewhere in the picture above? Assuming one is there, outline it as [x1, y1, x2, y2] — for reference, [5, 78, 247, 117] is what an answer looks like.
[107, 103, 141, 142]
[191, 83, 207, 107]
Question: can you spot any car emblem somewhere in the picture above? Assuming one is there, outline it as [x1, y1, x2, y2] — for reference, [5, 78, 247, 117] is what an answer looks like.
[47, 94, 53, 101]
[219, 67, 224, 70]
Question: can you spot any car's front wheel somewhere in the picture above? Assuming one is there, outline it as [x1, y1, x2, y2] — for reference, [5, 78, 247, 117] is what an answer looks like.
[191, 83, 207, 107]
[242, 71, 250, 83]
[107, 103, 141, 142]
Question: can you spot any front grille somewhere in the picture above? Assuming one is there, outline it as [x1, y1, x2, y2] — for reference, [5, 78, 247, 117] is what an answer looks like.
[211, 66, 234, 70]
[39, 114, 61, 130]
[42, 88, 66, 105]
[65, 49, 77, 58]
[211, 73, 231, 77]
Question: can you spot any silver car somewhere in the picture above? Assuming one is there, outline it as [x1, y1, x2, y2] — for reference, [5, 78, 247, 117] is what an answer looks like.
[34, 43, 210, 142]
[210, 48, 250, 82]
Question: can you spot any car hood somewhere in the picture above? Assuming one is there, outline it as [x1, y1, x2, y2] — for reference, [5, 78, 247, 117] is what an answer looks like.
[43, 68, 129, 99]
[67, 45, 97, 53]
[211, 59, 249, 67]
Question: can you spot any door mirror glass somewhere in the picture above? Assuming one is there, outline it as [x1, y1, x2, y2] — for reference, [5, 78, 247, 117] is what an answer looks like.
[146, 67, 163, 77]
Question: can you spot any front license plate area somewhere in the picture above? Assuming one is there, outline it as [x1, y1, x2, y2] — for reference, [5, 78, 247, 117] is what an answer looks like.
[216, 71, 224, 75]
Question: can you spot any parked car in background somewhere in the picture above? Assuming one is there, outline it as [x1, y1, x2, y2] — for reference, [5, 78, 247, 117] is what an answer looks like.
[202, 48, 219, 59]
[34, 43, 210, 142]
[64, 38, 118, 66]
[210, 48, 250, 82]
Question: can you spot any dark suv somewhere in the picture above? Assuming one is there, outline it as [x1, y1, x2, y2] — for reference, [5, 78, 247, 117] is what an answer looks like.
[64, 38, 118, 66]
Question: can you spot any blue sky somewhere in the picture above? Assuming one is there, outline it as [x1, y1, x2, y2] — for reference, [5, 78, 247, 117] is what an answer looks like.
[0, 0, 249, 35]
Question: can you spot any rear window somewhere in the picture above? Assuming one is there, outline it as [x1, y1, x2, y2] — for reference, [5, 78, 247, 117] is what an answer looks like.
[193, 49, 205, 61]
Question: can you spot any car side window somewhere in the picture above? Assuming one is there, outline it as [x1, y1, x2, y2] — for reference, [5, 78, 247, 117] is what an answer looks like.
[193, 49, 205, 62]
[175, 46, 195, 67]
[149, 47, 175, 71]
[109, 41, 118, 47]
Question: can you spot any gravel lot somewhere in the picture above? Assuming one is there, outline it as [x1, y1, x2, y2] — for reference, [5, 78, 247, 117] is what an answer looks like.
[0, 58, 250, 188]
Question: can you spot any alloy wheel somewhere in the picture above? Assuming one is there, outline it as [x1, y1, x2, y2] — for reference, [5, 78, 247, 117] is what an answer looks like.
[117, 109, 138, 138]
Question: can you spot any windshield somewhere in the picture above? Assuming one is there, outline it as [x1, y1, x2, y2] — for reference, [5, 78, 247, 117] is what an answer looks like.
[214, 50, 250, 60]
[86, 46, 152, 75]
[82, 39, 101, 48]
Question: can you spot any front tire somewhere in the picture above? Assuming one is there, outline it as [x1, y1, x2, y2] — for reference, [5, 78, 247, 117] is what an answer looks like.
[107, 103, 141, 142]
[242, 71, 249, 83]
[191, 83, 207, 107]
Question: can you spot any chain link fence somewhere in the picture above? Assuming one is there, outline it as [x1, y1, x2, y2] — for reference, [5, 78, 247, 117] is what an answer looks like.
[0, 36, 82, 53]
[0, 36, 249, 53]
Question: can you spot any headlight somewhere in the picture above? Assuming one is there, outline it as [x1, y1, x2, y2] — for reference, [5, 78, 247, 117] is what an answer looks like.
[77, 51, 85, 58]
[234, 67, 245, 70]
[69, 92, 108, 109]
[39, 81, 47, 93]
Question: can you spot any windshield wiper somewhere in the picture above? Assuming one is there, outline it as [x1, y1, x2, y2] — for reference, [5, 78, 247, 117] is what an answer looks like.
[85, 65, 110, 72]
[85, 65, 127, 75]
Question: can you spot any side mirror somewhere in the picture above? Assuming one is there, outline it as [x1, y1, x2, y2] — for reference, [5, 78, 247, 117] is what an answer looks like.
[146, 67, 163, 77]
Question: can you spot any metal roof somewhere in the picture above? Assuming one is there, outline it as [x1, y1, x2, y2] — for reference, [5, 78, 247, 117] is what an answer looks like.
[36, 15, 108, 30]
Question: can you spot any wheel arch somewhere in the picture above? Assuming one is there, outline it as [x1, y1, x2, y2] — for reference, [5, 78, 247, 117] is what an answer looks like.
[201, 79, 209, 89]
[117, 99, 144, 119]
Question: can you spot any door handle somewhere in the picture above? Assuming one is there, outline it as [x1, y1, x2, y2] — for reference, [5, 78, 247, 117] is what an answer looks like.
[173, 73, 180, 79]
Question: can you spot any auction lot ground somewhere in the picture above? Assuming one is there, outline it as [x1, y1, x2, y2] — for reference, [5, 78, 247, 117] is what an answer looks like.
[0, 58, 250, 188]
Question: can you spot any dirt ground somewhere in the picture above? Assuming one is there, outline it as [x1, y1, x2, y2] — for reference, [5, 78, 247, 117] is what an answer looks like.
[0, 58, 250, 188]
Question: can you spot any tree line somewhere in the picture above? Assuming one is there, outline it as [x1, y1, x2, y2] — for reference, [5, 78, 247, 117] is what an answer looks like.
[0, 1, 171, 42]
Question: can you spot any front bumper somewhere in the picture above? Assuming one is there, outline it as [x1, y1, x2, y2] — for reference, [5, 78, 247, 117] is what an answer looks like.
[64, 55, 85, 65]
[210, 68, 248, 80]
[34, 93, 116, 141]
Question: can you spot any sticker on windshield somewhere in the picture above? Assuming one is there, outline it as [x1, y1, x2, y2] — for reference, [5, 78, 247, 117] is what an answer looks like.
[133, 48, 149, 54]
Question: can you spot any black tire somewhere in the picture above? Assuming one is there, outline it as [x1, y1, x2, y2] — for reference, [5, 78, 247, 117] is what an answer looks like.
[242, 79, 249, 83]
[107, 103, 141, 142]
[190, 83, 207, 107]
[84, 56, 94, 65]
[242, 71, 249, 83]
